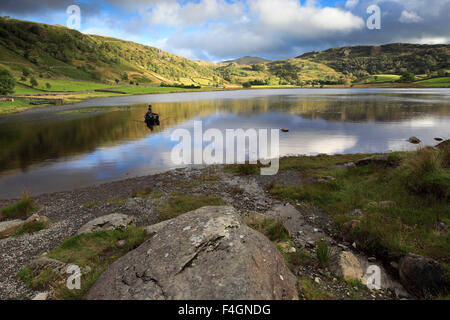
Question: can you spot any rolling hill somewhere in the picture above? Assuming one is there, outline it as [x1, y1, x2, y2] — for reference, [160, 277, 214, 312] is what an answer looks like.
[0, 18, 222, 86]
[223, 56, 271, 65]
[0, 17, 449, 90]
[298, 43, 450, 79]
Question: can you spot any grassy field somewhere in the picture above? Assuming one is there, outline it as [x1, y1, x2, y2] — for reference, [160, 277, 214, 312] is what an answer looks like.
[116, 86, 212, 94]
[0, 99, 50, 115]
[0, 91, 123, 115]
[2, 75, 449, 116]
[12, 84, 43, 94]
[362, 74, 401, 83]
[15, 78, 116, 92]
[416, 77, 450, 88]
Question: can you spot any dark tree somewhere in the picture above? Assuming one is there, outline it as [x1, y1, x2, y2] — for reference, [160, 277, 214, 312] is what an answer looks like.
[400, 72, 415, 82]
[22, 67, 30, 77]
[30, 77, 38, 87]
[0, 68, 16, 95]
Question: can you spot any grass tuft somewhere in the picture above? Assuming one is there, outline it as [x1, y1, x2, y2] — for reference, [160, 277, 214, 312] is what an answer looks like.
[399, 147, 449, 199]
[298, 278, 334, 300]
[17, 267, 61, 291]
[225, 163, 260, 176]
[244, 213, 290, 243]
[156, 195, 225, 222]
[13, 221, 47, 237]
[1, 192, 37, 221]
[17, 226, 148, 300]
[316, 240, 332, 268]
[132, 188, 152, 198]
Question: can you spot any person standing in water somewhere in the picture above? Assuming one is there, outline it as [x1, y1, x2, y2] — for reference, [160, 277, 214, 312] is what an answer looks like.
[145, 104, 153, 122]
[145, 104, 160, 128]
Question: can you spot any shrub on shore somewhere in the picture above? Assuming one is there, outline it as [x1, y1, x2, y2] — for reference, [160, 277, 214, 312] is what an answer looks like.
[13, 221, 47, 237]
[243, 213, 290, 243]
[1, 192, 37, 221]
[399, 147, 449, 199]
[316, 240, 332, 268]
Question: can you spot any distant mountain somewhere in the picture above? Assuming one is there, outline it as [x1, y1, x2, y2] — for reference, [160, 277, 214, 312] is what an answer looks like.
[298, 43, 450, 76]
[223, 56, 271, 65]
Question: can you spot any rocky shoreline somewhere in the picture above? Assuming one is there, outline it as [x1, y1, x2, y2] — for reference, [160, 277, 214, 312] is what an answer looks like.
[0, 162, 440, 300]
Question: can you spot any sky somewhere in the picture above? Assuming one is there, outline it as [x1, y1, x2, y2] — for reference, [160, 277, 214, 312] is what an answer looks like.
[1, 0, 449, 62]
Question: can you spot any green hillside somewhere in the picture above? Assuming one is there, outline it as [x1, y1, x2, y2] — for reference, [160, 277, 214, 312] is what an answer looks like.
[216, 58, 346, 86]
[298, 43, 450, 80]
[0, 17, 449, 98]
[0, 18, 221, 86]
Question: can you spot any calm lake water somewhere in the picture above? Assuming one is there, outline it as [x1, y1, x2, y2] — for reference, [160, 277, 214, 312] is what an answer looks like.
[0, 88, 449, 199]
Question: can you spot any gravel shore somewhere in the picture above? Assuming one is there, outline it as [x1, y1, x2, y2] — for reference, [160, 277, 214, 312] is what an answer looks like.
[0, 165, 402, 300]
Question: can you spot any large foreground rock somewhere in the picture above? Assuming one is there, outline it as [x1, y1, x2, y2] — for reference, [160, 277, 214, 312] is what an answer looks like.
[85, 206, 298, 300]
[399, 253, 447, 299]
[77, 213, 136, 235]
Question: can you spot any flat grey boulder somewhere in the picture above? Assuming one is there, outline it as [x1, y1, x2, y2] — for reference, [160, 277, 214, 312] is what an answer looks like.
[85, 206, 298, 300]
[77, 213, 136, 235]
[143, 219, 171, 236]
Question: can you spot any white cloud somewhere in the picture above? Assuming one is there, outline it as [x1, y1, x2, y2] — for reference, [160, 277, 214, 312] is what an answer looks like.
[408, 36, 449, 45]
[249, 0, 364, 38]
[345, 0, 359, 9]
[399, 10, 423, 23]
[159, 0, 365, 60]
[79, 0, 450, 61]
[385, 0, 449, 17]
[146, 0, 245, 26]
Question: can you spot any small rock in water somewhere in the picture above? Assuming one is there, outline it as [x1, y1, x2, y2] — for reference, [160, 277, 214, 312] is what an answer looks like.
[281, 128, 289, 132]
[407, 136, 421, 144]
[434, 137, 443, 142]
